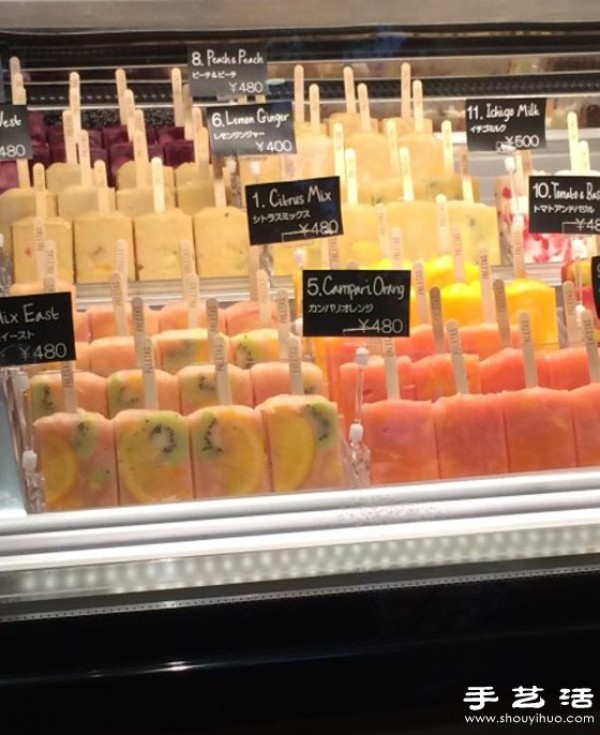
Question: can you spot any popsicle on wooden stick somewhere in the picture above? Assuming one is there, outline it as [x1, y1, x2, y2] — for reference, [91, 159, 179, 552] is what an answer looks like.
[33, 361, 118, 511]
[570, 310, 600, 467]
[339, 148, 379, 265]
[501, 312, 577, 473]
[114, 337, 194, 505]
[189, 334, 270, 497]
[380, 62, 434, 136]
[346, 83, 390, 190]
[327, 66, 362, 138]
[294, 83, 335, 179]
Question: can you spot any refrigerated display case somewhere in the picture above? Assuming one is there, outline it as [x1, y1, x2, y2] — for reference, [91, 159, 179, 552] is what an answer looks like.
[3, 3, 600, 733]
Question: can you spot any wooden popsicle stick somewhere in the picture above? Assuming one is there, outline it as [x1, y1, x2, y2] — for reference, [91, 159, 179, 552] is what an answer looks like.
[567, 111, 580, 173]
[343, 66, 357, 115]
[132, 109, 149, 188]
[562, 281, 582, 347]
[478, 248, 495, 323]
[185, 273, 200, 329]
[294, 65, 305, 126]
[309, 84, 321, 135]
[213, 171, 227, 209]
[390, 228, 403, 270]
[115, 68, 128, 126]
[328, 237, 341, 270]
[276, 289, 291, 360]
[182, 84, 193, 140]
[62, 110, 77, 166]
[383, 338, 400, 400]
[257, 269, 271, 327]
[43, 240, 58, 294]
[32, 163, 47, 219]
[192, 107, 209, 165]
[375, 203, 391, 258]
[69, 77, 81, 139]
[151, 157, 166, 214]
[9, 57, 21, 102]
[520, 149, 533, 177]
[212, 334, 232, 405]
[248, 245, 260, 301]
[357, 83, 371, 134]
[451, 228, 466, 283]
[510, 214, 527, 279]
[280, 152, 297, 181]
[131, 296, 146, 368]
[206, 298, 220, 353]
[288, 334, 304, 396]
[412, 80, 424, 133]
[78, 130, 92, 188]
[12, 80, 30, 188]
[582, 309, 600, 383]
[115, 238, 129, 297]
[385, 120, 400, 175]
[458, 147, 474, 204]
[94, 160, 112, 212]
[429, 286, 445, 354]
[493, 279, 512, 349]
[179, 239, 196, 284]
[171, 68, 184, 128]
[345, 148, 359, 206]
[399, 147, 414, 201]
[441, 120, 454, 175]
[519, 311, 538, 389]
[436, 194, 451, 255]
[446, 320, 469, 395]
[579, 140, 591, 173]
[141, 337, 158, 410]
[332, 123, 345, 183]
[60, 361, 78, 414]
[413, 262, 430, 324]
[109, 272, 127, 338]
[33, 217, 46, 281]
[400, 62, 411, 120]
[124, 89, 135, 141]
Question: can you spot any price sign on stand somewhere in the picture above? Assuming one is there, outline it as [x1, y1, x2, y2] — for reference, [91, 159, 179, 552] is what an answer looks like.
[188, 44, 268, 99]
[0, 292, 76, 367]
[246, 176, 343, 245]
[465, 97, 547, 152]
[529, 175, 600, 234]
[302, 270, 411, 338]
[0, 105, 32, 161]
[591, 255, 600, 319]
[206, 101, 296, 158]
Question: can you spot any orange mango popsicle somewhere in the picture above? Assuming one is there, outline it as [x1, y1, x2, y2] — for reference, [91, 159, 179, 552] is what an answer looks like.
[362, 399, 439, 485]
[88, 303, 160, 340]
[34, 410, 118, 511]
[90, 336, 147, 377]
[412, 353, 481, 400]
[114, 409, 194, 505]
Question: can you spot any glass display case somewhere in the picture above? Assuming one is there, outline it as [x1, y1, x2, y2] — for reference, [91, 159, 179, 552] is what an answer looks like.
[2, 3, 600, 732]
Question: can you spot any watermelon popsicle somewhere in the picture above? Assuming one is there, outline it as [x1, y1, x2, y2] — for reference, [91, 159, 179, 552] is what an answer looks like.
[189, 334, 270, 498]
[362, 335, 438, 485]
[33, 362, 118, 511]
[433, 321, 509, 480]
[501, 312, 577, 473]
[115, 337, 194, 505]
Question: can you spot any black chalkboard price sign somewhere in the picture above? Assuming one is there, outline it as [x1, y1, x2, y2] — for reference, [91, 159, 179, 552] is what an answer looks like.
[246, 176, 343, 246]
[591, 255, 600, 319]
[188, 43, 268, 99]
[0, 104, 32, 161]
[206, 101, 296, 158]
[302, 269, 411, 338]
[529, 175, 600, 234]
[0, 292, 76, 367]
[465, 97, 547, 152]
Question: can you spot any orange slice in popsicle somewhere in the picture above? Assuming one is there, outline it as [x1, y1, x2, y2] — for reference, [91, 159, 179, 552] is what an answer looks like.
[40, 433, 78, 505]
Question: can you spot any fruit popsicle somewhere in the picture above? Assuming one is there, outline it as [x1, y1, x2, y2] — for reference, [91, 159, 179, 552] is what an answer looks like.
[107, 368, 179, 417]
[154, 327, 213, 374]
[327, 66, 362, 138]
[340, 148, 379, 265]
[46, 109, 81, 193]
[434, 321, 509, 479]
[260, 338, 345, 493]
[397, 80, 444, 179]
[501, 312, 577, 473]
[115, 336, 194, 505]
[294, 83, 335, 179]
[134, 157, 193, 280]
[543, 282, 589, 390]
[189, 334, 269, 497]
[29, 370, 107, 420]
[570, 310, 600, 467]
[34, 363, 118, 510]
[346, 83, 390, 189]
[379, 62, 434, 136]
